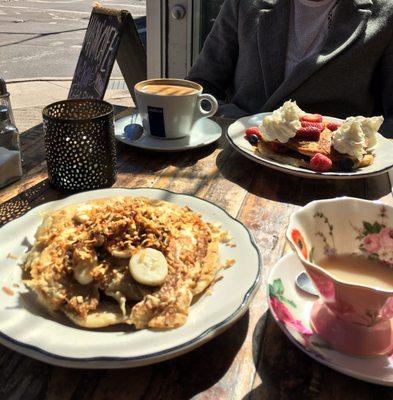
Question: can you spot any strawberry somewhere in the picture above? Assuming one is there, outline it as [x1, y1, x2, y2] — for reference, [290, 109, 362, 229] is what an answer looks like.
[310, 153, 333, 172]
[301, 121, 324, 131]
[301, 114, 323, 123]
[295, 126, 321, 141]
[245, 127, 262, 139]
[326, 122, 341, 131]
[270, 142, 289, 153]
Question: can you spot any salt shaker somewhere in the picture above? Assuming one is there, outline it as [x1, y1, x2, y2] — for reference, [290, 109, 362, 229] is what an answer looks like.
[0, 106, 20, 150]
[0, 106, 22, 188]
[0, 77, 15, 126]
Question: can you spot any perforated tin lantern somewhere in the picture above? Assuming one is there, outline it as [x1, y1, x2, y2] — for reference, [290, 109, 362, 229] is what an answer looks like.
[43, 99, 116, 192]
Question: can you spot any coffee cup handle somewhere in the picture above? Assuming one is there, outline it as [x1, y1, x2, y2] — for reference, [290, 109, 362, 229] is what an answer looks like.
[196, 94, 219, 119]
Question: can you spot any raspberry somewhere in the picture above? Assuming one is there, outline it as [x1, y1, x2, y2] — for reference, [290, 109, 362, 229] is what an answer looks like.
[326, 122, 341, 131]
[295, 126, 321, 141]
[301, 121, 324, 131]
[301, 114, 323, 123]
[310, 153, 333, 172]
[245, 127, 262, 139]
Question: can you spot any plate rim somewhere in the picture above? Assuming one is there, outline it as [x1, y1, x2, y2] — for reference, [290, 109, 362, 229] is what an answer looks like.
[115, 112, 222, 152]
[268, 252, 393, 386]
[226, 112, 393, 180]
[0, 187, 262, 364]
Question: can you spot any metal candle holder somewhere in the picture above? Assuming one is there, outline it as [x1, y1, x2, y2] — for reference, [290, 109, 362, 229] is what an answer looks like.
[43, 99, 116, 192]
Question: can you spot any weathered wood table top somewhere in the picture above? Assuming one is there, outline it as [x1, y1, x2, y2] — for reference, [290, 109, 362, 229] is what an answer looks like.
[1, 107, 393, 400]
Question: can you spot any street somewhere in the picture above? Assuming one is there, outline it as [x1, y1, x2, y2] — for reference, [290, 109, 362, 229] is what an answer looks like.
[0, 0, 146, 80]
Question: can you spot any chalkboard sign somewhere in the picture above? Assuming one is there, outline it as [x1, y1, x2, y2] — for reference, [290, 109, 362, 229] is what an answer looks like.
[68, 6, 146, 102]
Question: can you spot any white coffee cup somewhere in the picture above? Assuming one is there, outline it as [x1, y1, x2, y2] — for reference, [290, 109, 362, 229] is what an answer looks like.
[134, 78, 218, 139]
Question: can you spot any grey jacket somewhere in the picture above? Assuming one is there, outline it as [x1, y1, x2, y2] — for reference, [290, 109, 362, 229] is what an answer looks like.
[187, 0, 393, 136]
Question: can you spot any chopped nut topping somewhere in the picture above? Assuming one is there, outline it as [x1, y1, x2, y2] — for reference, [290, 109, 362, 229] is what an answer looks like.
[2, 287, 14, 296]
[6, 253, 18, 260]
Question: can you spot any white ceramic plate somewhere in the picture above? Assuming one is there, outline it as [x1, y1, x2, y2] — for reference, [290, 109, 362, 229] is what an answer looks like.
[115, 110, 222, 152]
[227, 113, 393, 179]
[0, 188, 261, 369]
[268, 252, 393, 386]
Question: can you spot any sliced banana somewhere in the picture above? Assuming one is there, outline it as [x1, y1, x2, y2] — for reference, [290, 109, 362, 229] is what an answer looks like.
[73, 204, 94, 224]
[73, 248, 97, 285]
[129, 248, 168, 286]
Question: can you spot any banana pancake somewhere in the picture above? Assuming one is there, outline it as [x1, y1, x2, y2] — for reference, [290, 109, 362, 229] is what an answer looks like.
[22, 197, 225, 330]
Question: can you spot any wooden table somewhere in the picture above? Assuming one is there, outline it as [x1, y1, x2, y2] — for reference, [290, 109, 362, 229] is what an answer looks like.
[1, 108, 393, 400]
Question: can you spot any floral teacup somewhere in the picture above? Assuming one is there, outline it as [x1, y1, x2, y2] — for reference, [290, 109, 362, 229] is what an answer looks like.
[287, 197, 393, 357]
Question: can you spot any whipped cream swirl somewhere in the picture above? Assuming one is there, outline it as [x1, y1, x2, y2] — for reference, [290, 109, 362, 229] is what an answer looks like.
[259, 100, 306, 143]
[332, 116, 383, 160]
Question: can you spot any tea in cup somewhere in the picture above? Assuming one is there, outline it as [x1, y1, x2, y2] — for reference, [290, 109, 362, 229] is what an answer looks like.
[134, 79, 218, 139]
[287, 197, 393, 357]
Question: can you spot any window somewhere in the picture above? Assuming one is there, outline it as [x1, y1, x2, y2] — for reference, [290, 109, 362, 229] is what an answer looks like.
[147, 0, 225, 78]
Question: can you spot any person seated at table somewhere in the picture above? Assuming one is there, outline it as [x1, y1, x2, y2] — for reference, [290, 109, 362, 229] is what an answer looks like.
[186, 0, 393, 136]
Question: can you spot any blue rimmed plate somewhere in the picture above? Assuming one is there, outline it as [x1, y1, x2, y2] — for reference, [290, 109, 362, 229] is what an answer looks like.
[0, 188, 261, 368]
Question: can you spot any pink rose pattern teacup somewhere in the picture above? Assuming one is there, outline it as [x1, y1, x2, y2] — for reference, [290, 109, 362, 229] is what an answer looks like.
[287, 198, 393, 356]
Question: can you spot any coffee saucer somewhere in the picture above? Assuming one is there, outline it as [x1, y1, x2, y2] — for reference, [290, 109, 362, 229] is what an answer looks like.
[268, 252, 393, 386]
[115, 110, 222, 152]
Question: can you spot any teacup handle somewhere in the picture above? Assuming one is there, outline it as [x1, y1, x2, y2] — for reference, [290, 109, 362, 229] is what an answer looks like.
[195, 94, 219, 119]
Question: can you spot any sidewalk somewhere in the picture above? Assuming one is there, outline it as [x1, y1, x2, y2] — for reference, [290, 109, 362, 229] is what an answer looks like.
[7, 78, 134, 133]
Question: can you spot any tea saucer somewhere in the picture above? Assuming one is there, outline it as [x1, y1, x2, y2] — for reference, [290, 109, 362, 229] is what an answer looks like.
[115, 110, 222, 152]
[268, 252, 393, 386]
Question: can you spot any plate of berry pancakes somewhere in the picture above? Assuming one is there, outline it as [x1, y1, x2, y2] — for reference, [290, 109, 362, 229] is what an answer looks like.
[227, 101, 393, 179]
